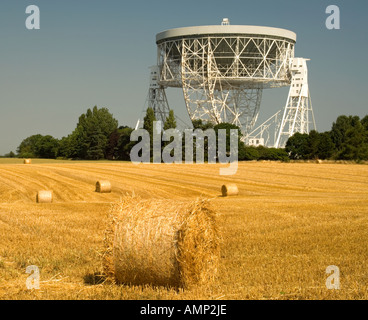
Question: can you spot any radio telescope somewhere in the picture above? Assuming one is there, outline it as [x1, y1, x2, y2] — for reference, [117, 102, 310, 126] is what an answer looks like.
[145, 19, 315, 146]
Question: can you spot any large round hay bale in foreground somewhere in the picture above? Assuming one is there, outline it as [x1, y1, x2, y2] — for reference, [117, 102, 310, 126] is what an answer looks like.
[24, 159, 32, 164]
[95, 180, 111, 193]
[221, 183, 239, 197]
[36, 191, 53, 203]
[103, 196, 220, 289]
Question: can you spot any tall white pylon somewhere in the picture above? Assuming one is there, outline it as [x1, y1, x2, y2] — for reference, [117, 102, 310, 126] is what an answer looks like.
[274, 58, 316, 148]
[147, 65, 171, 124]
[139, 66, 190, 131]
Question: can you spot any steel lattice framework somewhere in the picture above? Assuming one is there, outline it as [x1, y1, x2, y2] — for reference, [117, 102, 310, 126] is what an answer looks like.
[147, 66, 171, 124]
[245, 58, 316, 148]
[155, 23, 296, 135]
[275, 58, 316, 148]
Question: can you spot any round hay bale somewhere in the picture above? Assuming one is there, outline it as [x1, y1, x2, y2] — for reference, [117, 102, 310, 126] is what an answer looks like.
[36, 191, 53, 203]
[103, 196, 220, 289]
[221, 183, 239, 197]
[316, 159, 323, 164]
[96, 180, 111, 193]
[24, 159, 32, 164]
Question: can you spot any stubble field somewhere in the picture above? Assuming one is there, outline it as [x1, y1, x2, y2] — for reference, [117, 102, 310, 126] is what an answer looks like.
[0, 159, 367, 300]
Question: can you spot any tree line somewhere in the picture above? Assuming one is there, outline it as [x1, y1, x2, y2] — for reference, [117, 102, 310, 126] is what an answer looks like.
[285, 115, 368, 161]
[8, 106, 368, 162]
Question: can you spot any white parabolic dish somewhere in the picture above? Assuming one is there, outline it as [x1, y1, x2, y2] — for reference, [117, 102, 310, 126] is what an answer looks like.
[154, 23, 298, 135]
[156, 25, 296, 43]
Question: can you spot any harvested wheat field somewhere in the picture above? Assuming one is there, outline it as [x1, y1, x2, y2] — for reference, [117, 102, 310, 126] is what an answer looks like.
[0, 159, 367, 300]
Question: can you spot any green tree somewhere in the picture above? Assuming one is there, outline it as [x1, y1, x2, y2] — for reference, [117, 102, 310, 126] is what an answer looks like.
[143, 107, 157, 137]
[163, 110, 177, 130]
[143, 108, 157, 161]
[306, 130, 321, 159]
[338, 120, 368, 160]
[316, 132, 336, 159]
[192, 119, 214, 131]
[61, 106, 118, 160]
[361, 115, 368, 133]
[58, 130, 80, 159]
[361, 115, 368, 146]
[17, 134, 59, 159]
[87, 128, 107, 160]
[242, 146, 260, 161]
[330, 115, 361, 152]
[36, 135, 60, 159]
[17, 134, 43, 158]
[162, 110, 178, 159]
[105, 129, 121, 160]
[285, 132, 310, 160]
[256, 146, 289, 161]
[4, 151, 16, 158]
[116, 126, 135, 161]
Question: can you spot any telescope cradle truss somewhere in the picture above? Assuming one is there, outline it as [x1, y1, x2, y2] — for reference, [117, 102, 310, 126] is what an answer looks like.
[145, 19, 316, 147]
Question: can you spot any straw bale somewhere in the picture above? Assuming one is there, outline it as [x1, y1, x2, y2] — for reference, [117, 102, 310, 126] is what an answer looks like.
[103, 196, 220, 288]
[36, 191, 53, 203]
[221, 184, 239, 197]
[96, 180, 111, 193]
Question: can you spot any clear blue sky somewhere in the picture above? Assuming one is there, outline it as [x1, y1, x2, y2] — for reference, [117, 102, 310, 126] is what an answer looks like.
[0, 0, 367, 154]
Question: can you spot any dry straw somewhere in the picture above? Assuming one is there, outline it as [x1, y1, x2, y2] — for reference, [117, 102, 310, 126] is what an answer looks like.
[96, 180, 111, 193]
[221, 183, 239, 197]
[36, 191, 53, 203]
[103, 196, 220, 289]
[24, 159, 32, 164]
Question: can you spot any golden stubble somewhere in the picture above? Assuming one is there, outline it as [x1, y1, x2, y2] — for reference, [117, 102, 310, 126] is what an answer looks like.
[0, 160, 367, 299]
